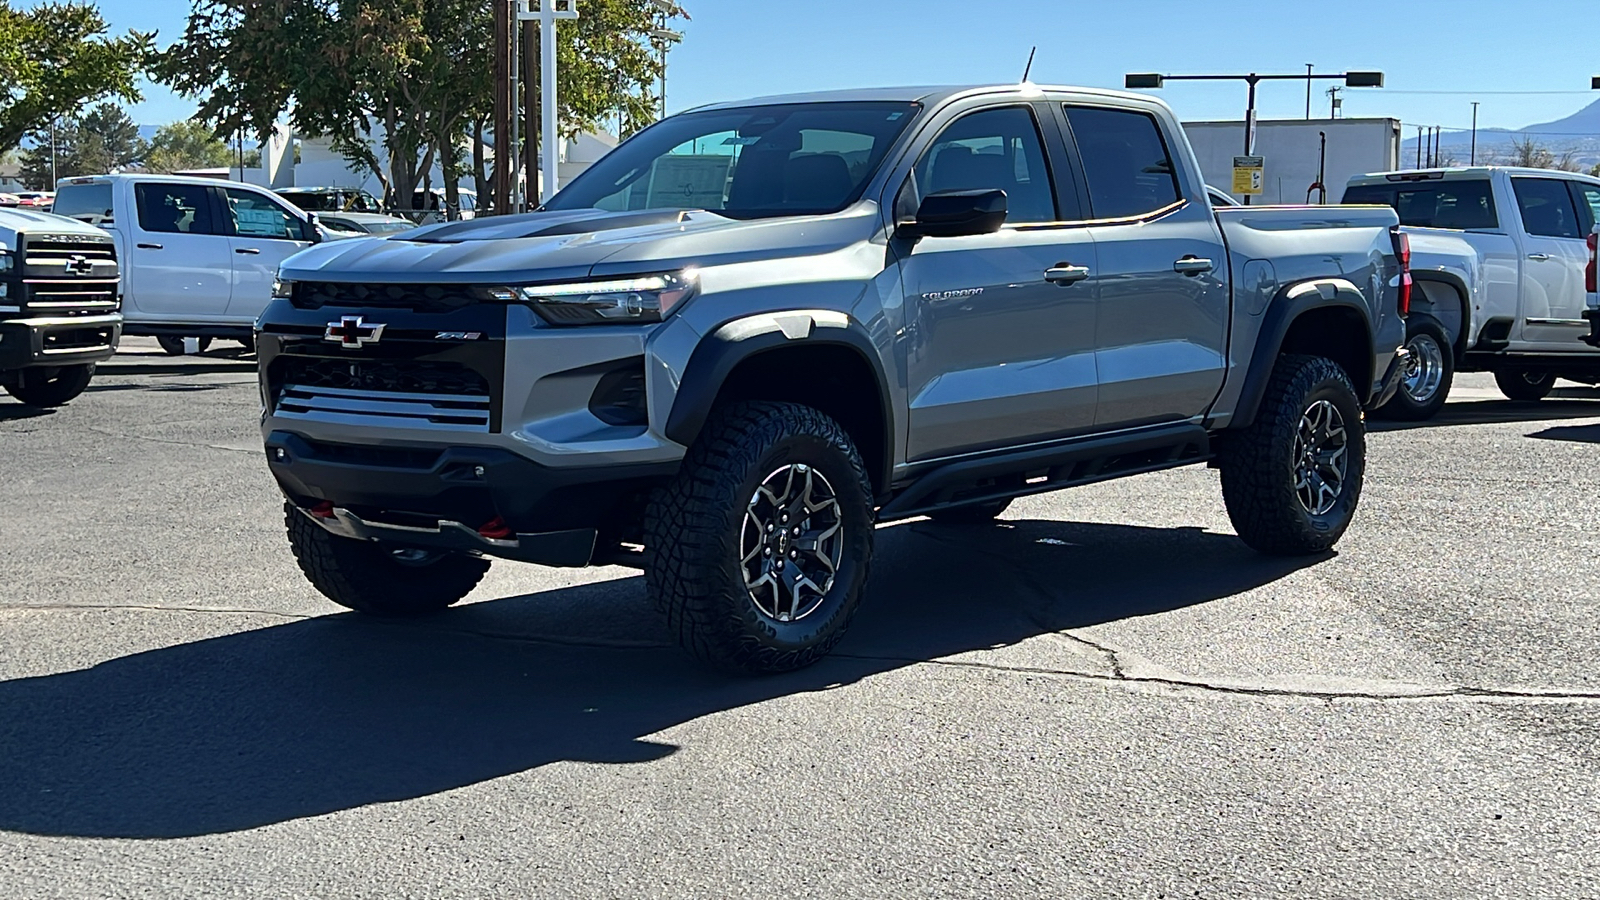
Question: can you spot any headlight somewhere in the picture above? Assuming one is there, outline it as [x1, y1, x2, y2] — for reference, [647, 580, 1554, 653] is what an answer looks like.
[482, 271, 698, 326]
[272, 276, 294, 299]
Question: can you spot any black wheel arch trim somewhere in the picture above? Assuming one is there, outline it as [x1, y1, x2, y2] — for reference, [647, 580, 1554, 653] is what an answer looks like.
[1410, 270, 1471, 355]
[1231, 279, 1376, 431]
[664, 311, 896, 491]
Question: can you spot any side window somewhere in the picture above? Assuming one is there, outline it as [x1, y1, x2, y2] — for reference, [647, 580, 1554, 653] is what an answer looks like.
[1568, 182, 1600, 235]
[135, 182, 218, 235]
[911, 106, 1058, 225]
[224, 187, 307, 241]
[1062, 106, 1181, 220]
[1512, 178, 1582, 239]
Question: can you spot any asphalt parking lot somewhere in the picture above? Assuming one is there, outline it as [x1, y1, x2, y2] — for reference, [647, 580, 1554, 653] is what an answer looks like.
[2, 337, 1598, 898]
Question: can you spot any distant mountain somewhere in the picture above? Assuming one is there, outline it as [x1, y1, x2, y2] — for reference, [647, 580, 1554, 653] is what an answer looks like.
[1402, 99, 1600, 168]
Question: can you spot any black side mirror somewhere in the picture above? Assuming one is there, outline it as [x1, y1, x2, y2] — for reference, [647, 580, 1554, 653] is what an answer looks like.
[899, 189, 1008, 239]
[306, 212, 323, 244]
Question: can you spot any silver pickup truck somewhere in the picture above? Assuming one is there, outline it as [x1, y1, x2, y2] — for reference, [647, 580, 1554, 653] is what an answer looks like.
[258, 84, 1408, 673]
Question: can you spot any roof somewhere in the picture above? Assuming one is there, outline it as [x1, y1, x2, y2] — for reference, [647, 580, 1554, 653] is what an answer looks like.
[1348, 165, 1600, 184]
[316, 211, 411, 224]
[57, 173, 251, 188]
[688, 83, 1154, 112]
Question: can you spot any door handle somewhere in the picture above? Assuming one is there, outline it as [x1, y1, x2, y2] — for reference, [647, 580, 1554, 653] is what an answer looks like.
[1174, 256, 1215, 276]
[235, 247, 261, 255]
[1045, 264, 1091, 286]
[136, 242, 163, 250]
[1527, 253, 1552, 261]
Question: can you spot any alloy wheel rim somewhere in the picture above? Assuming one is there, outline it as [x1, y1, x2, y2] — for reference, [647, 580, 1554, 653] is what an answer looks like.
[740, 463, 845, 623]
[1401, 334, 1445, 403]
[1293, 399, 1349, 516]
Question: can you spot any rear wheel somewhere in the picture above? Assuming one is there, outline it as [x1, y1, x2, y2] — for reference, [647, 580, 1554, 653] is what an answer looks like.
[4, 364, 95, 407]
[1377, 317, 1453, 421]
[1220, 355, 1365, 556]
[284, 502, 489, 615]
[643, 401, 875, 674]
[156, 335, 213, 356]
[1494, 368, 1555, 402]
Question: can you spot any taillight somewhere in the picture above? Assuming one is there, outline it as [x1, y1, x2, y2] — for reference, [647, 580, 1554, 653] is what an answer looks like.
[1586, 232, 1596, 294]
[1391, 227, 1413, 317]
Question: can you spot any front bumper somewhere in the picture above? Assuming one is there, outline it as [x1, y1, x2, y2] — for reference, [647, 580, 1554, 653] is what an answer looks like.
[0, 314, 122, 371]
[1369, 345, 1412, 411]
[266, 431, 678, 567]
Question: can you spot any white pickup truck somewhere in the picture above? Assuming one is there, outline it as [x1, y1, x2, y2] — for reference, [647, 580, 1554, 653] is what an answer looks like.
[51, 174, 323, 355]
[1343, 167, 1600, 418]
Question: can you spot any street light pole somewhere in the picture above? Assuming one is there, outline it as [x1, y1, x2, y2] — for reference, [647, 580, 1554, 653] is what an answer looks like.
[1305, 63, 1313, 120]
[1470, 102, 1479, 166]
[516, 0, 579, 206]
[649, 1, 681, 122]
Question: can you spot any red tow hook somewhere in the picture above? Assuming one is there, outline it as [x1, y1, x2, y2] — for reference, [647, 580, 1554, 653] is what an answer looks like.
[309, 501, 336, 520]
[478, 517, 514, 540]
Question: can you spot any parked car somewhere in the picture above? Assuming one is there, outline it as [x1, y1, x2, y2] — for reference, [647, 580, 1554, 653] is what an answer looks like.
[403, 187, 479, 223]
[0, 193, 20, 208]
[14, 192, 53, 212]
[259, 84, 1408, 674]
[1344, 167, 1600, 417]
[0, 206, 122, 406]
[315, 212, 417, 236]
[52, 174, 321, 355]
[277, 186, 385, 214]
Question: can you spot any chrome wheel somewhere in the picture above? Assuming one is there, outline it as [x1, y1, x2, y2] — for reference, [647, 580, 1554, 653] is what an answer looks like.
[1294, 399, 1349, 516]
[740, 463, 845, 623]
[1401, 332, 1445, 404]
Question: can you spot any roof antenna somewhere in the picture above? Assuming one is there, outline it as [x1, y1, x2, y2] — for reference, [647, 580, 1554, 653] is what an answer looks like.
[1021, 46, 1037, 83]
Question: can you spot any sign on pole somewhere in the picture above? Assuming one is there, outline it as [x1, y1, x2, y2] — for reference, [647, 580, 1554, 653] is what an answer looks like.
[1232, 155, 1264, 196]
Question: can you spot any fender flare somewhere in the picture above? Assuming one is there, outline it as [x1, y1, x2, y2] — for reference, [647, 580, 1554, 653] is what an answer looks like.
[1409, 270, 1472, 355]
[1232, 278, 1375, 430]
[664, 310, 896, 485]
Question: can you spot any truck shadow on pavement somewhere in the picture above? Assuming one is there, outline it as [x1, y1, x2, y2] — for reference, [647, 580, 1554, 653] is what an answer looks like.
[0, 518, 1319, 840]
[0, 402, 55, 421]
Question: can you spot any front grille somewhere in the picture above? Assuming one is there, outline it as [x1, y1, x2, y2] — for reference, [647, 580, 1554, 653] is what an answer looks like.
[279, 357, 490, 396]
[293, 282, 478, 313]
[271, 357, 493, 432]
[21, 236, 119, 316]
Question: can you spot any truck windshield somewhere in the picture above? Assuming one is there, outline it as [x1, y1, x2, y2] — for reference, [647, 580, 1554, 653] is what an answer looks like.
[1343, 179, 1499, 230]
[544, 101, 921, 219]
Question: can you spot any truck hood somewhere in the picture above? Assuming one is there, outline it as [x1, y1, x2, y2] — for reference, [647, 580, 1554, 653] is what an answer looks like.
[0, 208, 111, 249]
[279, 204, 882, 284]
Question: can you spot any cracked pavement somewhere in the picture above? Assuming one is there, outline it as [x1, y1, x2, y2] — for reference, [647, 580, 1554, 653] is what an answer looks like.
[1, 338, 1598, 898]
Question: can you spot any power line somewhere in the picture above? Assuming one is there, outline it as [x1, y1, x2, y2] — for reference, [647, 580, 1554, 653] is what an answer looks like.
[1377, 89, 1598, 96]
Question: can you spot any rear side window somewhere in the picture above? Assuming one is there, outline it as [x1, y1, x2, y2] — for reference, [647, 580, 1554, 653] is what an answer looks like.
[1512, 178, 1583, 239]
[1345, 179, 1498, 230]
[1569, 182, 1600, 235]
[52, 182, 115, 225]
[225, 187, 309, 241]
[135, 182, 218, 235]
[1063, 106, 1181, 219]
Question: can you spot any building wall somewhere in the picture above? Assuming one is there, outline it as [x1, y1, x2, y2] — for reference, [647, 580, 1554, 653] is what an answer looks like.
[1183, 118, 1401, 205]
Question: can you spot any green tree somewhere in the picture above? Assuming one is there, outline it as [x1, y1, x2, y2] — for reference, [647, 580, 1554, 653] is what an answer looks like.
[18, 102, 146, 188]
[154, 0, 680, 211]
[0, 2, 152, 154]
[144, 120, 232, 173]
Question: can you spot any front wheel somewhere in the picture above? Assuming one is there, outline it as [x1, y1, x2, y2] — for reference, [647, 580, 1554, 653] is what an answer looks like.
[1220, 355, 1366, 556]
[1377, 317, 1453, 421]
[643, 401, 875, 674]
[1494, 368, 1555, 402]
[284, 503, 489, 615]
[4, 364, 95, 407]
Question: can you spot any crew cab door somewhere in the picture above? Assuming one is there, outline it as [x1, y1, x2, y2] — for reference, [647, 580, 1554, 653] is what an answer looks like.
[896, 103, 1099, 461]
[1511, 176, 1592, 347]
[221, 186, 314, 322]
[125, 181, 233, 321]
[1059, 104, 1229, 429]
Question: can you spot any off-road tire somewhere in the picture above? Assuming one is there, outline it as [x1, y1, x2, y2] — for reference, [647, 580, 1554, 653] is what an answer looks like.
[1377, 316, 1453, 421]
[1220, 355, 1365, 556]
[284, 502, 489, 616]
[928, 498, 1012, 524]
[156, 335, 213, 356]
[4, 364, 95, 407]
[1494, 368, 1555, 402]
[643, 401, 875, 674]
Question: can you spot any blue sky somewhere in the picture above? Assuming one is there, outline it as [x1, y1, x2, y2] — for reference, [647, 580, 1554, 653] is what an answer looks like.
[48, 0, 1600, 134]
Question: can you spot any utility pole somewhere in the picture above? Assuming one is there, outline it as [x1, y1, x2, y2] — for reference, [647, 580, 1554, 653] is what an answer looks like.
[1305, 63, 1313, 120]
[1327, 85, 1343, 118]
[1416, 126, 1423, 168]
[1470, 101, 1479, 165]
[516, 0, 579, 206]
[492, 0, 511, 215]
[523, 14, 539, 211]
[49, 116, 57, 189]
[649, 1, 682, 121]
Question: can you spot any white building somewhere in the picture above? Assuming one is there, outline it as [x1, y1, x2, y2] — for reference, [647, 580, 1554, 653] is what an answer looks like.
[1183, 118, 1402, 205]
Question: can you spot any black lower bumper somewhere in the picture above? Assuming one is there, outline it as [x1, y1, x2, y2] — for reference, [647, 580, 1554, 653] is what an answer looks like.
[0, 314, 121, 371]
[1583, 309, 1600, 349]
[265, 431, 678, 566]
[1368, 346, 1412, 410]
